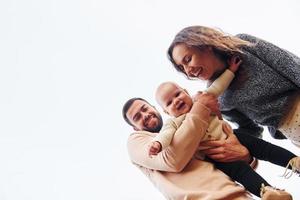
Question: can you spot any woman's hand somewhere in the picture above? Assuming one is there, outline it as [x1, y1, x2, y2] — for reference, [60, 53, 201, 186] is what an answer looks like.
[199, 122, 251, 163]
[228, 55, 242, 73]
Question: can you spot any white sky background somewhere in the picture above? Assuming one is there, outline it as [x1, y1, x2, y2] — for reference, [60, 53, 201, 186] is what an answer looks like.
[0, 0, 300, 199]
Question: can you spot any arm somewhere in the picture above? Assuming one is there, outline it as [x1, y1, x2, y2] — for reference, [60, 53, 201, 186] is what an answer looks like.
[205, 56, 242, 96]
[222, 109, 264, 139]
[148, 118, 179, 156]
[237, 33, 300, 87]
[205, 69, 235, 96]
[221, 108, 285, 140]
[128, 95, 216, 172]
[204, 69, 234, 120]
[153, 116, 185, 150]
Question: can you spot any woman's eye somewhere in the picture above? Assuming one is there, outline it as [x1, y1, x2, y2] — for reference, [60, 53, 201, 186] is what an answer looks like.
[178, 65, 184, 72]
[184, 56, 191, 63]
[175, 91, 180, 97]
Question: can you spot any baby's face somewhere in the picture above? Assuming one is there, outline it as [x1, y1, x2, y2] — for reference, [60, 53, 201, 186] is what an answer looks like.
[156, 83, 193, 117]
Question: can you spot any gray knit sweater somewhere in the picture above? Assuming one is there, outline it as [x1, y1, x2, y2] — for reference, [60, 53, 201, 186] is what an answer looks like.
[219, 34, 300, 128]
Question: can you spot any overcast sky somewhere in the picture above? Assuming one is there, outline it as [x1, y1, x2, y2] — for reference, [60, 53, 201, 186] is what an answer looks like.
[0, 0, 300, 199]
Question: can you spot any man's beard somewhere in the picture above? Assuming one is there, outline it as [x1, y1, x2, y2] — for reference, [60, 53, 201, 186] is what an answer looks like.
[144, 114, 163, 133]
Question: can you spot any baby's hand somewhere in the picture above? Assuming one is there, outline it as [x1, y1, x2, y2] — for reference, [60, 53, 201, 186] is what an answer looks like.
[228, 56, 242, 73]
[148, 141, 162, 157]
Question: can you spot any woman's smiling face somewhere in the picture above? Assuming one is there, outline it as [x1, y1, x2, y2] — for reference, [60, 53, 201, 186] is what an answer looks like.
[172, 43, 227, 80]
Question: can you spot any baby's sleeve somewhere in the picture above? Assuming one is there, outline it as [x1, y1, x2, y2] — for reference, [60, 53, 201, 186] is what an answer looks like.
[205, 69, 235, 96]
[153, 115, 185, 150]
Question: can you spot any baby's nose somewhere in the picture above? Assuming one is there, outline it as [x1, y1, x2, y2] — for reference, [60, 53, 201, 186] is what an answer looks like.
[174, 98, 181, 106]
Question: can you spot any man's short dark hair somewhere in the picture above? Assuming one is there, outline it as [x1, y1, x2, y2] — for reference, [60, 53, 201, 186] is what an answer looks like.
[122, 97, 149, 127]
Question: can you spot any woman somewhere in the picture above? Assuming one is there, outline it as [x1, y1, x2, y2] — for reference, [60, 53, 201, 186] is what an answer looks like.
[167, 25, 300, 147]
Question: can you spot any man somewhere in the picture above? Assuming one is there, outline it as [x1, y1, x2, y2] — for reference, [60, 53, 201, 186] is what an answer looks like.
[123, 93, 255, 200]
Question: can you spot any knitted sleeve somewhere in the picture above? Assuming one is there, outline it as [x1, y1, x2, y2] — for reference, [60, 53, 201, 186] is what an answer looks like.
[237, 33, 300, 88]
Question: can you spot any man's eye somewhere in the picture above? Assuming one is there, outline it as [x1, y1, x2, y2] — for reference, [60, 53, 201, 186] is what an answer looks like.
[175, 91, 181, 97]
[134, 113, 141, 121]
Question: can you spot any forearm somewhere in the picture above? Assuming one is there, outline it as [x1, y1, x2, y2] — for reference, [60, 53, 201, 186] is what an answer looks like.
[222, 109, 263, 138]
[127, 103, 211, 172]
[128, 133, 178, 172]
[189, 100, 211, 117]
[154, 126, 175, 150]
[165, 102, 211, 171]
[205, 69, 235, 96]
[154, 116, 185, 149]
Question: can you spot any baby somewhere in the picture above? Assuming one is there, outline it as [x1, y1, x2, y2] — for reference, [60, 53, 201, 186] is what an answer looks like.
[148, 59, 299, 199]
[150, 56, 241, 156]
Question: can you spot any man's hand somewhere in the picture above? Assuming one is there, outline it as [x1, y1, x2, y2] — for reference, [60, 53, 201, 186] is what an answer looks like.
[199, 122, 251, 163]
[148, 141, 162, 157]
[215, 109, 223, 120]
[193, 92, 220, 116]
